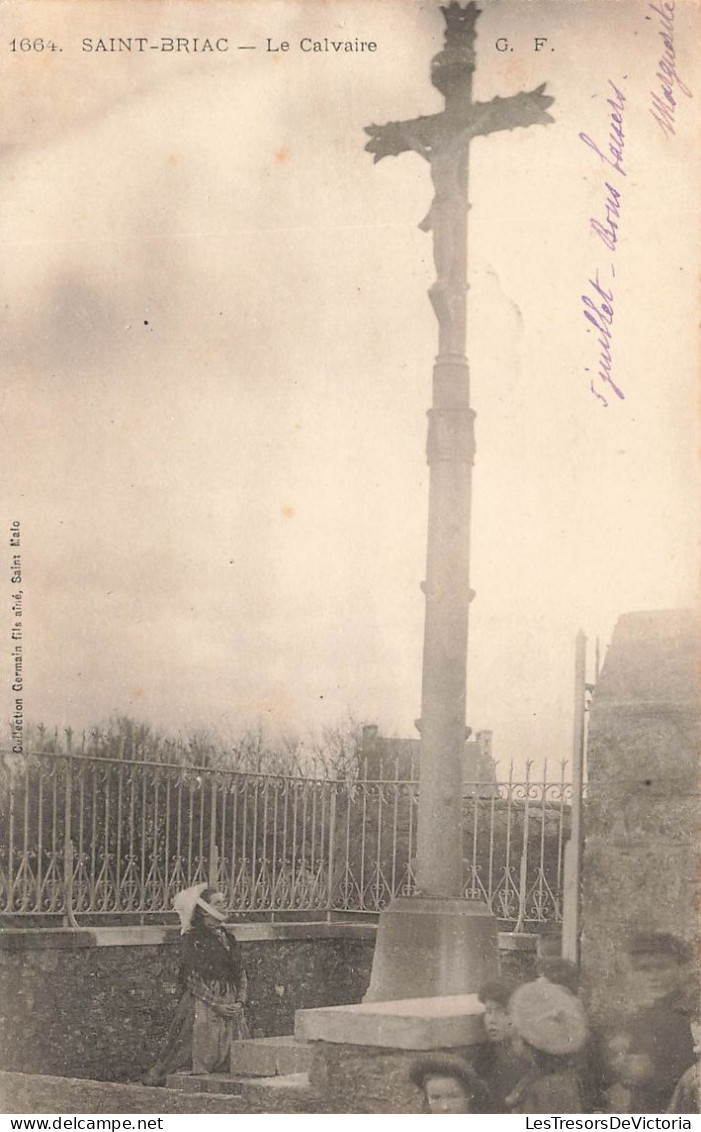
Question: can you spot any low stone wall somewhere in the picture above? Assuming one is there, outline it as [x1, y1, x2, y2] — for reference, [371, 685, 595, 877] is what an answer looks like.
[0, 923, 375, 1084]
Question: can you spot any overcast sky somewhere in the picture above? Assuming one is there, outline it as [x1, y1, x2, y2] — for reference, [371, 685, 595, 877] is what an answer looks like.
[1, 0, 697, 776]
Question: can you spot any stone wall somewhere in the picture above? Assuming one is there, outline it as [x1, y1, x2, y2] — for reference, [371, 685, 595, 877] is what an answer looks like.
[581, 609, 699, 1023]
[0, 923, 375, 1084]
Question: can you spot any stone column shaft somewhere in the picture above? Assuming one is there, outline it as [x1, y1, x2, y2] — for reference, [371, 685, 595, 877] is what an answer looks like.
[416, 353, 475, 897]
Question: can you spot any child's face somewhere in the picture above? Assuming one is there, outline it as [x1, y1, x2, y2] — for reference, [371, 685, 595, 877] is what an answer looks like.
[630, 953, 681, 1005]
[424, 1075, 471, 1114]
[483, 999, 513, 1043]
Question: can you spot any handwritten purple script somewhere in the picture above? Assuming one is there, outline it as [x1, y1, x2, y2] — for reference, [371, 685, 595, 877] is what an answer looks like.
[648, 0, 693, 138]
[579, 79, 627, 407]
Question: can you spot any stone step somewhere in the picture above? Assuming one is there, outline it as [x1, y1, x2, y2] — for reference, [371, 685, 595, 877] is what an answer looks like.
[232, 1034, 314, 1077]
[166, 1069, 313, 1098]
[233, 1072, 317, 1114]
[165, 1035, 313, 1091]
[235, 1072, 310, 1093]
[166, 1069, 316, 1113]
[0, 1069, 249, 1115]
[166, 1072, 242, 1095]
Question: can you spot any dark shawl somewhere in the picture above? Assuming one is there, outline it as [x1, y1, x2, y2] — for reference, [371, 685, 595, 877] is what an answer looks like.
[179, 925, 245, 994]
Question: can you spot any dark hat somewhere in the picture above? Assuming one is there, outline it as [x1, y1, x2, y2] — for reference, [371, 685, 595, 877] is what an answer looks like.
[409, 1054, 485, 1097]
[478, 976, 519, 1006]
[510, 980, 588, 1055]
[628, 933, 693, 964]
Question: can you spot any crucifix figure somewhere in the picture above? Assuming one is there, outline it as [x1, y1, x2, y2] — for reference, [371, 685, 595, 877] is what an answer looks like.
[364, 3, 554, 903]
[366, 2, 553, 354]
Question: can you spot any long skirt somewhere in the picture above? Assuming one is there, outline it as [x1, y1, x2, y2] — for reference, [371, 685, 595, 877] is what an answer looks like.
[192, 999, 249, 1073]
[143, 990, 195, 1084]
[145, 990, 250, 1083]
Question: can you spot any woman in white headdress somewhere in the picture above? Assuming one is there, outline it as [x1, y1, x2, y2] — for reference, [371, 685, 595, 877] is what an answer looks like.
[142, 884, 249, 1085]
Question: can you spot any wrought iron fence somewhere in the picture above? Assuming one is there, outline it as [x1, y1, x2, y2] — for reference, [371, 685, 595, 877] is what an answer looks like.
[0, 749, 572, 926]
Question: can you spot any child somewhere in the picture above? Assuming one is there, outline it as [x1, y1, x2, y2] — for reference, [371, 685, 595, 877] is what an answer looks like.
[601, 1033, 654, 1113]
[603, 932, 695, 1113]
[473, 977, 529, 1110]
[537, 957, 605, 1109]
[506, 979, 588, 1113]
[409, 1054, 491, 1113]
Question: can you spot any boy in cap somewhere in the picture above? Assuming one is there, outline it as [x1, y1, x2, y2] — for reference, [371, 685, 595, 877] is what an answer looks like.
[473, 977, 529, 1110]
[537, 956, 606, 1109]
[602, 932, 695, 1113]
[505, 978, 588, 1113]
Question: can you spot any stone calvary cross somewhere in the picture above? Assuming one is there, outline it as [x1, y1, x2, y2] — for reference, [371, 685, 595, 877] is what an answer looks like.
[365, 3, 554, 901]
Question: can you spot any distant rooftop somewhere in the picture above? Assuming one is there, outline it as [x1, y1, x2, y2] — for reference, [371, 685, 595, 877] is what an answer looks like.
[360, 723, 496, 787]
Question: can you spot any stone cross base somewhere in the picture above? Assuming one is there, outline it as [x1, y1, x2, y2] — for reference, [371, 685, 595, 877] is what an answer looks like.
[363, 895, 499, 1001]
[296, 992, 486, 1047]
[311, 1041, 485, 1113]
[296, 993, 488, 1112]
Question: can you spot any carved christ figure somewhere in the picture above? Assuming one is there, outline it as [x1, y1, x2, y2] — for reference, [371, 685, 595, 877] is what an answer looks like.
[364, 29, 554, 341]
[401, 121, 469, 332]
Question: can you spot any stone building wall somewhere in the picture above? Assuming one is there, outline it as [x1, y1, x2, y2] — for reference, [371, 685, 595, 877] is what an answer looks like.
[0, 923, 375, 1083]
[581, 609, 699, 1024]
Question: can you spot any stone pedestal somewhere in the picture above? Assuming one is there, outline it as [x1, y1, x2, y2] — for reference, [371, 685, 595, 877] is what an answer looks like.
[308, 1042, 484, 1113]
[296, 992, 485, 1048]
[363, 895, 498, 1002]
[296, 993, 488, 1113]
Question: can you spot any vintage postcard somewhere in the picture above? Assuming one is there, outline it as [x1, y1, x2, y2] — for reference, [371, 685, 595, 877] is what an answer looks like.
[0, 0, 698, 1117]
